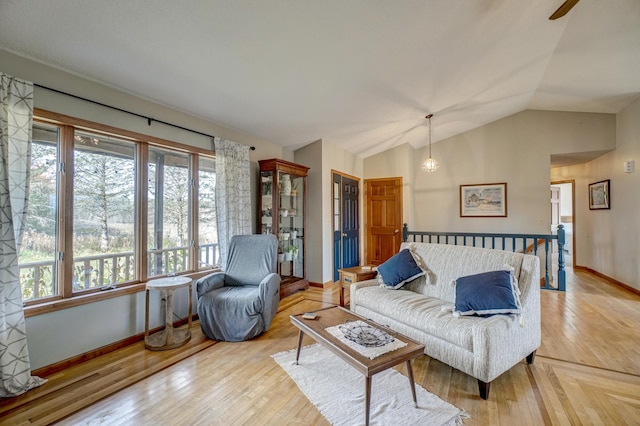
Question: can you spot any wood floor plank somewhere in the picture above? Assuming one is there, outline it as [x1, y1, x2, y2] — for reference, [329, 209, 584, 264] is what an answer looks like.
[2, 268, 640, 425]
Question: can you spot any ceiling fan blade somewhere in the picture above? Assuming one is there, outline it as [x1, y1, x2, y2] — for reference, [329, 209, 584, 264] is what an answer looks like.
[549, 0, 580, 20]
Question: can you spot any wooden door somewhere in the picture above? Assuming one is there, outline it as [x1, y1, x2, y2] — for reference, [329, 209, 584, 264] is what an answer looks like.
[332, 172, 360, 282]
[364, 177, 403, 266]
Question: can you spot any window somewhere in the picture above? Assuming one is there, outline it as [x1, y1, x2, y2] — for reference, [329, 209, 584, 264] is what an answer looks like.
[198, 156, 218, 268]
[18, 122, 60, 299]
[20, 112, 217, 309]
[148, 146, 190, 277]
[73, 131, 136, 290]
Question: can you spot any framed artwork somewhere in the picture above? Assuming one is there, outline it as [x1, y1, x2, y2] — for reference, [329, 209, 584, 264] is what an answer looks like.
[460, 182, 507, 217]
[588, 179, 610, 210]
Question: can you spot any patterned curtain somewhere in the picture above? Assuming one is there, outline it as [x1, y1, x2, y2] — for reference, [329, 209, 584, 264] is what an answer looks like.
[0, 73, 46, 397]
[214, 137, 252, 267]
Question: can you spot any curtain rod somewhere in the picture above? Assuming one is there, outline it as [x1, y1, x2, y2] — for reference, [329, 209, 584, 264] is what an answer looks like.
[34, 83, 256, 150]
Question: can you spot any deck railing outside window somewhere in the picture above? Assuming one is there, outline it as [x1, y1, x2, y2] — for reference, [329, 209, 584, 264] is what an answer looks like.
[19, 243, 219, 300]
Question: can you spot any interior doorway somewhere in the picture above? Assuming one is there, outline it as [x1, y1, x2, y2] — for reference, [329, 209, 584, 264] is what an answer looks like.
[550, 180, 576, 268]
[332, 171, 361, 282]
[364, 177, 403, 267]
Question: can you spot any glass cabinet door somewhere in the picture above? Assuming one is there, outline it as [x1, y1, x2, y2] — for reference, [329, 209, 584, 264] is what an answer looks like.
[277, 172, 304, 280]
[258, 158, 309, 298]
[260, 171, 273, 235]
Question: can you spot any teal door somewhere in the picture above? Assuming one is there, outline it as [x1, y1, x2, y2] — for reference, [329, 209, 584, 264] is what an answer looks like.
[333, 172, 360, 281]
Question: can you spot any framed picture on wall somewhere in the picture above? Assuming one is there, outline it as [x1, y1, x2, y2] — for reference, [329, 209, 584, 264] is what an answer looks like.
[460, 182, 507, 217]
[588, 179, 610, 210]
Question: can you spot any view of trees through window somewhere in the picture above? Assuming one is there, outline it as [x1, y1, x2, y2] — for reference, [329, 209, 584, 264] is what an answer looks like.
[17, 117, 218, 303]
[73, 131, 136, 289]
[198, 156, 217, 267]
[148, 146, 190, 277]
[19, 123, 59, 299]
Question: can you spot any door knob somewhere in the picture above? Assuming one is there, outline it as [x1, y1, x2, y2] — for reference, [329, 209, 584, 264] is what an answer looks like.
[394, 229, 399, 234]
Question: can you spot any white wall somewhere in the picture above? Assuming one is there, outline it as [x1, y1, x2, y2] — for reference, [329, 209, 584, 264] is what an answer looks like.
[322, 141, 363, 283]
[363, 109, 640, 292]
[293, 140, 323, 284]
[365, 110, 616, 236]
[1, 48, 286, 369]
[552, 97, 640, 290]
[365, 106, 640, 290]
[1, 50, 283, 161]
[364, 143, 414, 225]
[295, 139, 363, 285]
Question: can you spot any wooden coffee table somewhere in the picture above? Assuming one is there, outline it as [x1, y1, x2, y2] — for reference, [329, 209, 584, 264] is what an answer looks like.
[290, 306, 425, 426]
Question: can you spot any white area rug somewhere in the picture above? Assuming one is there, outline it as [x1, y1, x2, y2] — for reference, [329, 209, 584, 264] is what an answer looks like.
[272, 344, 469, 426]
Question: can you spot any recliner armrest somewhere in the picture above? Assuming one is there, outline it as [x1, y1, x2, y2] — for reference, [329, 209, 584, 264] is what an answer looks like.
[196, 272, 226, 298]
[258, 272, 281, 330]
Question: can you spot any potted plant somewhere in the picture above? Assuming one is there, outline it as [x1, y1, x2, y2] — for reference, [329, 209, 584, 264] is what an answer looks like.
[288, 245, 299, 260]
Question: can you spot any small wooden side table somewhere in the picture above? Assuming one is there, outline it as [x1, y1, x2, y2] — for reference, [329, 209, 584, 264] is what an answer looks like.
[145, 276, 192, 351]
[338, 266, 378, 307]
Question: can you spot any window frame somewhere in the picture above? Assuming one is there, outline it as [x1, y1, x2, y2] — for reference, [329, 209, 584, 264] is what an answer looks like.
[23, 109, 219, 317]
[146, 145, 193, 278]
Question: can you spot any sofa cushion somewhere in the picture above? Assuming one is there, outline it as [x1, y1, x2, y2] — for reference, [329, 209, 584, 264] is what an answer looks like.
[377, 248, 426, 289]
[400, 243, 525, 303]
[352, 286, 475, 350]
[453, 270, 521, 317]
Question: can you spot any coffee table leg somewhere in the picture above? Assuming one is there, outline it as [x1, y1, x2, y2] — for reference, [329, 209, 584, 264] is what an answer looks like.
[365, 375, 371, 426]
[406, 360, 418, 408]
[295, 329, 304, 365]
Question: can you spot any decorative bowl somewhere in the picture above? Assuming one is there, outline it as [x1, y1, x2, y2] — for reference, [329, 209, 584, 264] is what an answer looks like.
[338, 322, 394, 347]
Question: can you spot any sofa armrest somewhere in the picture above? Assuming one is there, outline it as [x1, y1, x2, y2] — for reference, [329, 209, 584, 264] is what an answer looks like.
[471, 254, 541, 382]
[349, 278, 379, 312]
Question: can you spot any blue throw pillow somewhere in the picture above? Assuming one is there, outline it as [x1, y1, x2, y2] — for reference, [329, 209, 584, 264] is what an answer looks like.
[453, 270, 521, 317]
[377, 248, 426, 289]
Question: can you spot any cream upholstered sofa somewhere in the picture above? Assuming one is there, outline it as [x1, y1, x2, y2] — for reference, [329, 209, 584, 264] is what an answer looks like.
[350, 242, 541, 399]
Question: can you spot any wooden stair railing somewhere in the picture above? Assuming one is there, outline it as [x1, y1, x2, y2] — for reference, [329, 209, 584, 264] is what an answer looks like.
[402, 224, 566, 291]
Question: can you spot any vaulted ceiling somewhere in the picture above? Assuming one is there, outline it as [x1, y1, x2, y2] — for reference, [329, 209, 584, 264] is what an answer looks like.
[1, 0, 638, 158]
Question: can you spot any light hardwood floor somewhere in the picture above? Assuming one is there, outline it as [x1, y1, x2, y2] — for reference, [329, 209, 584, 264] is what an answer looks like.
[2, 268, 640, 425]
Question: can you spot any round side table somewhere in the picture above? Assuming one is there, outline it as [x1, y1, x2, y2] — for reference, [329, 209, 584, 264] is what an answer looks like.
[144, 276, 193, 351]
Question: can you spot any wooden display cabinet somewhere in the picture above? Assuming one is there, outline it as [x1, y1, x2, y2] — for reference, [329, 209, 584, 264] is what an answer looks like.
[258, 159, 310, 298]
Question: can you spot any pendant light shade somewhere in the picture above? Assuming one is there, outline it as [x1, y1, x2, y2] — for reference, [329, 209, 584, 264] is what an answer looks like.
[421, 114, 439, 172]
[422, 157, 439, 172]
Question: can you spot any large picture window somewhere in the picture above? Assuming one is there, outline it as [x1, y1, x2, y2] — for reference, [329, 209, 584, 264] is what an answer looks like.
[73, 131, 136, 290]
[19, 112, 218, 309]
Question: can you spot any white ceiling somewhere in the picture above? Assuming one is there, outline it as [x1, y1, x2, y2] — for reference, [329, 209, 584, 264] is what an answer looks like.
[1, 0, 639, 159]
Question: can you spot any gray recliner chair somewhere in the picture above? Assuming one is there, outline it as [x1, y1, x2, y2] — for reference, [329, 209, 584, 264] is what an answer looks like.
[196, 234, 281, 341]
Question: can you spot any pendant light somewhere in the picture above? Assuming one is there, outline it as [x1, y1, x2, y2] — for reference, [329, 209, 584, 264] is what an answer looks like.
[421, 114, 439, 172]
